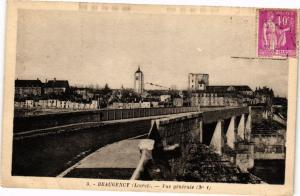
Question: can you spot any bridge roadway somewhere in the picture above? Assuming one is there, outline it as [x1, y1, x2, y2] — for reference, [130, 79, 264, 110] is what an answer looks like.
[12, 106, 249, 178]
[60, 139, 145, 179]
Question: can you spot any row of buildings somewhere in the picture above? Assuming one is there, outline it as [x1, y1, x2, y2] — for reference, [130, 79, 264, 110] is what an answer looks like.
[15, 99, 99, 110]
[133, 67, 267, 107]
[187, 73, 254, 107]
[14, 68, 277, 110]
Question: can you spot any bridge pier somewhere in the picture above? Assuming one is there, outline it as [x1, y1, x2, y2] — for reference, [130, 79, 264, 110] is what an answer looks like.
[199, 120, 203, 143]
[226, 116, 236, 150]
[245, 114, 251, 142]
[237, 114, 245, 141]
[210, 120, 224, 155]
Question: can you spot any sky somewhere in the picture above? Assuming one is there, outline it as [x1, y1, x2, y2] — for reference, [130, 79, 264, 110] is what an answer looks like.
[16, 9, 289, 97]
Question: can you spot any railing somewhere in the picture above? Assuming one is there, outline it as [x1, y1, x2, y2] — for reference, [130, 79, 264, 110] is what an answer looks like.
[100, 106, 199, 121]
[14, 106, 200, 133]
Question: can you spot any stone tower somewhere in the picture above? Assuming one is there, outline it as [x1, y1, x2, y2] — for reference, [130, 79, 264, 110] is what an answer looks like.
[188, 73, 209, 91]
[134, 66, 144, 94]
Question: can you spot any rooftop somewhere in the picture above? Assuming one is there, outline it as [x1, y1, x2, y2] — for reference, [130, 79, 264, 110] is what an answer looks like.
[45, 80, 69, 88]
[15, 79, 43, 87]
[135, 66, 142, 73]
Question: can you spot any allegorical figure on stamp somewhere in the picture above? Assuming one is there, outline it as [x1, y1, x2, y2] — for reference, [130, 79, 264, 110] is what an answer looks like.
[263, 12, 290, 51]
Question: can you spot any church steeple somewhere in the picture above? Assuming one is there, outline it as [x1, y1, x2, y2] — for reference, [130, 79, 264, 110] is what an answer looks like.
[135, 66, 142, 73]
[134, 66, 144, 94]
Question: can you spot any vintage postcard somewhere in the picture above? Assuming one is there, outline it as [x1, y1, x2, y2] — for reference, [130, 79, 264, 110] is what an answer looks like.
[1, 1, 299, 195]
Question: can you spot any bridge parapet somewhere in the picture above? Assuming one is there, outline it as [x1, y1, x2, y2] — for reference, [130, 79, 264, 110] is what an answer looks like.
[202, 107, 249, 124]
[14, 106, 200, 133]
[149, 112, 202, 150]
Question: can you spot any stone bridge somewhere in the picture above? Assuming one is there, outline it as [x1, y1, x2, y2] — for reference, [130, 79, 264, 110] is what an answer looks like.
[61, 106, 255, 181]
[131, 106, 253, 180]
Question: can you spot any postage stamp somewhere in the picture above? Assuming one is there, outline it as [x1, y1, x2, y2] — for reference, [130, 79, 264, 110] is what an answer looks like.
[258, 9, 297, 58]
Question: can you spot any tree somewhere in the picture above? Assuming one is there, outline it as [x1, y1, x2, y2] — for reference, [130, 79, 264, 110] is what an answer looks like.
[103, 83, 112, 95]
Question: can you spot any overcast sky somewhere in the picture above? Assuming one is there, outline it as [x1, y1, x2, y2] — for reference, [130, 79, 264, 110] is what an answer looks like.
[16, 9, 288, 97]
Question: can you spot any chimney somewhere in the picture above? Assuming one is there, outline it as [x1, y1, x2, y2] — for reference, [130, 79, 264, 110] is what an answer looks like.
[45, 78, 48, 83]
[54, 77, 56, 82]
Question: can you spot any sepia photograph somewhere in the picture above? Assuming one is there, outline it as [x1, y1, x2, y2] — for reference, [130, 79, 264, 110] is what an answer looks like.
[1, 1, 298, 195]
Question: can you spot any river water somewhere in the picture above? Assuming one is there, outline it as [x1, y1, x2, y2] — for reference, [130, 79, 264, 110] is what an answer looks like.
[250, 160, 285, 184]
[250, 107, 286, 184]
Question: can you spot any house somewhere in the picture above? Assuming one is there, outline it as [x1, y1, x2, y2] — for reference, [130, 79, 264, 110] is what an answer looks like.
[38, 100, 48, 108]
[91, 100, 99, 109]
[141, 102, 151, 108]
[160, 95, 171, 102]
[47, 99, 58, 108]
[44, 78, 70, 95]
[110, 102, 125, 109]
[15, 79, 43, 98]
[25, 100, 34, 108]
[173, 98, 184, 107]
[75, 88, 95, 100]
[151, 101, 159, 108]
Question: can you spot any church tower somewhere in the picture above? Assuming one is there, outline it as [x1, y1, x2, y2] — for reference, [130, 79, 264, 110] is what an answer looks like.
[134, 66, 144, 94]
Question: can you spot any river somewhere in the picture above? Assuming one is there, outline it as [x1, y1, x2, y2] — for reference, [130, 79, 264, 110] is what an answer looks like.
[250, 160, 285, 184]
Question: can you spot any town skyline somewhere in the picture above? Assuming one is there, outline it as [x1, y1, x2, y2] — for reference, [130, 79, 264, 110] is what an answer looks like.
[16, 10, 288, 97]
[16, 72, 286, 98]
